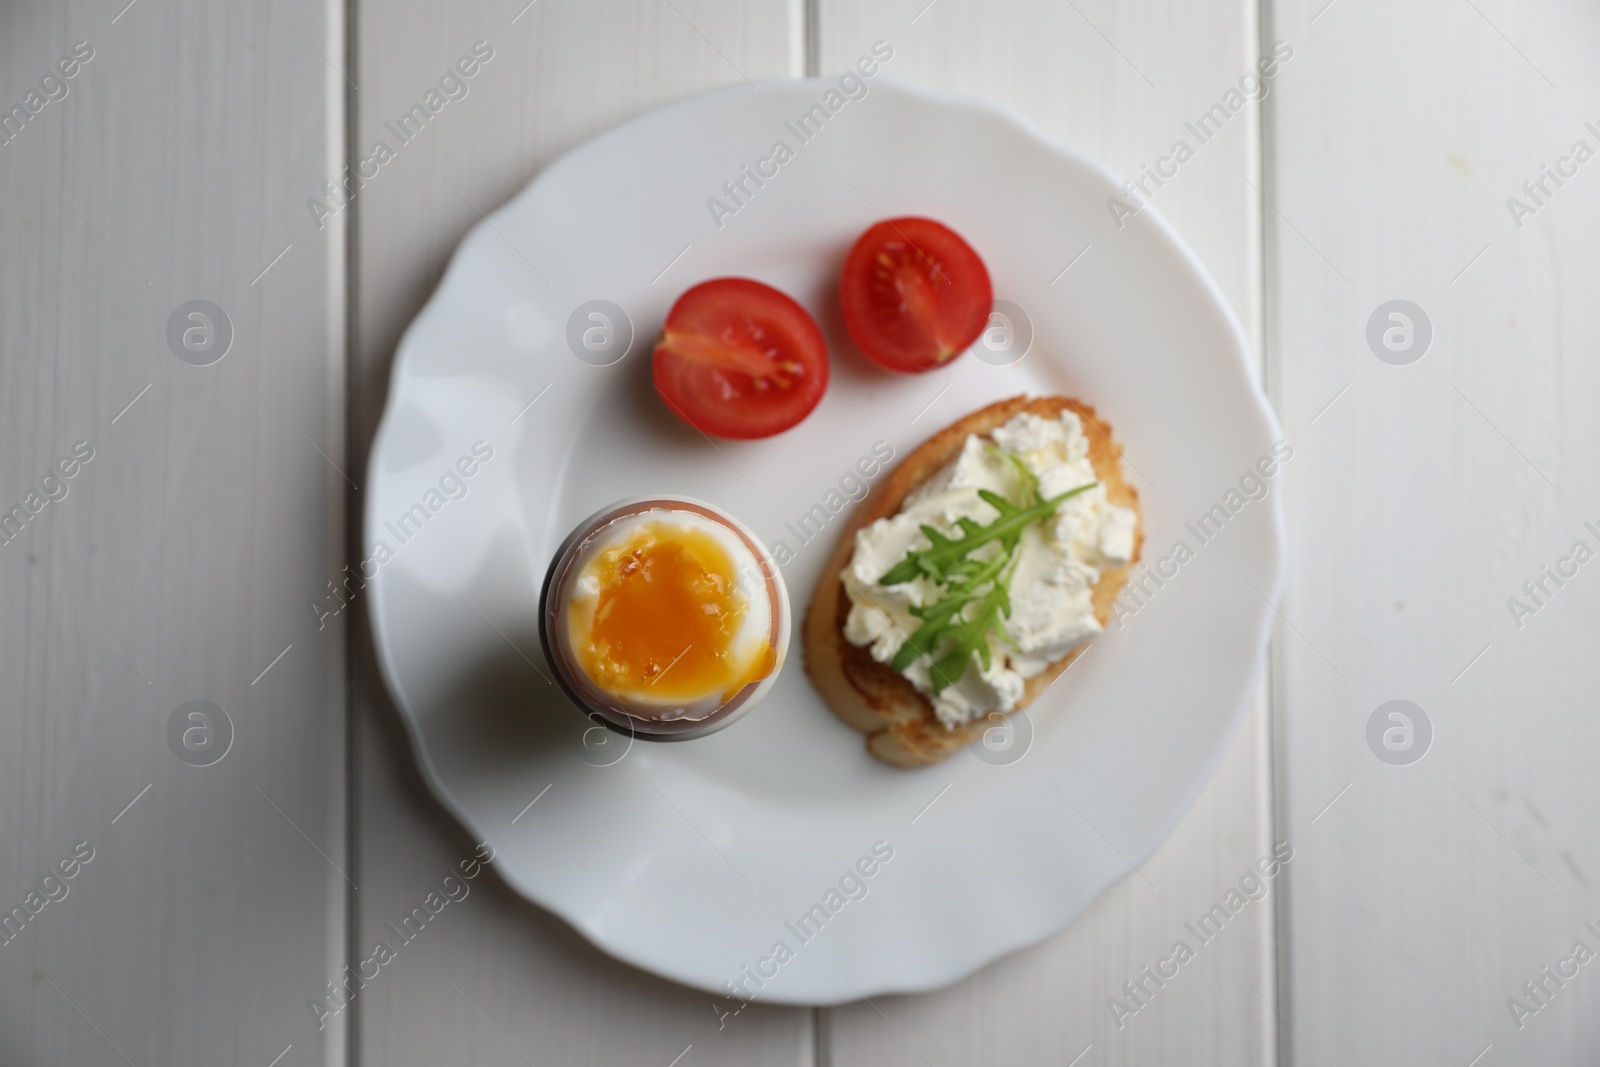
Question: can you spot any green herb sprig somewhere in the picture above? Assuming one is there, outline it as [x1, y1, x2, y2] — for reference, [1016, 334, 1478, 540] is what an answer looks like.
[880, 452, 1095, 693]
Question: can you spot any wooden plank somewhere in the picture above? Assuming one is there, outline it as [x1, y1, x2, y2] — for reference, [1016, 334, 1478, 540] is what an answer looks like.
[0, 0, 347, 1065]
[347, 3, 814, 1064]
[1263, 1, 1600, 1064]
[814, 1, 1278, 1064]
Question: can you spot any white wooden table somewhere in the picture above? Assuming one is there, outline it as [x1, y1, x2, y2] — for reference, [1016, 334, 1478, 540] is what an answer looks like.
[2, 1, 1594, 1064]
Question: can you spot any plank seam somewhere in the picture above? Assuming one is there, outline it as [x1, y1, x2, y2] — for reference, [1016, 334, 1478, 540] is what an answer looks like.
[804, 0, 819, 76]
[805, 3, 822, 1063]
[340, 0, 360, 1061]
[1256, 0, 1287, 1065]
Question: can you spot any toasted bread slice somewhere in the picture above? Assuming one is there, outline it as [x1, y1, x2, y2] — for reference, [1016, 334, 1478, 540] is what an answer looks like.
[803, 395, 1143, 767]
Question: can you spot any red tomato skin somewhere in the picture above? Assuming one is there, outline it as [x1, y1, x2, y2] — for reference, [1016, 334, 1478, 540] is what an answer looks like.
[839, 217, 993, 373]
[652, 278, 829, 440]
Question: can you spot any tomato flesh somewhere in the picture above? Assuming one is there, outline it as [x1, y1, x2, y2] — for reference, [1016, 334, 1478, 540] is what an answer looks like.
[839, 217, 993, 373]
[652, 278, 828, 439]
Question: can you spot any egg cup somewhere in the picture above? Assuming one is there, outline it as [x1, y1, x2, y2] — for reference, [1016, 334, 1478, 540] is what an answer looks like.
[538, 495, 790, 741]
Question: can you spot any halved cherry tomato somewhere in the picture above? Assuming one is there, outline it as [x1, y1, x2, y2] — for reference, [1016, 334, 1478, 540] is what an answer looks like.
[652, 278, 829, 439]
[839, 217, 993, 373]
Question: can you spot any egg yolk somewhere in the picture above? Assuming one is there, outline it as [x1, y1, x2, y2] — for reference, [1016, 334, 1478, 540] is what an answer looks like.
[568, 522, 774, 705]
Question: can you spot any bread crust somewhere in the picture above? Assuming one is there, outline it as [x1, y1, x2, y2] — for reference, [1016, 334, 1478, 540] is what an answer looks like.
[802, 395, 1143, 767]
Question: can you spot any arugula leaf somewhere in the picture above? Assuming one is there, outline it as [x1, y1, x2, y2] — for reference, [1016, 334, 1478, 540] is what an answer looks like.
[888, 550, 1009, 672]
[878, 470, 1098, 694]
[925, 564, 1013, 692]
[877, 482, 1094, 587]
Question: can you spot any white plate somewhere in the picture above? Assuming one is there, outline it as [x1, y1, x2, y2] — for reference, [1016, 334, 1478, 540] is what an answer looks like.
[365, 77, 1285, 1005]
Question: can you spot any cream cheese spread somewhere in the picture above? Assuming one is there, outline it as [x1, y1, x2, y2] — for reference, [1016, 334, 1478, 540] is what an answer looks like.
[842, 409, 1137, 728]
